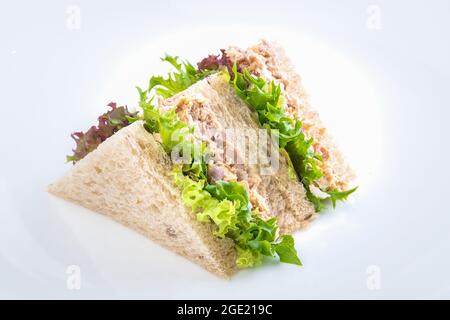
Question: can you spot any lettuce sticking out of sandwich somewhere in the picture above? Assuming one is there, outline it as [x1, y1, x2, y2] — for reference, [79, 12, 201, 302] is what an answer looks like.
[63, 55, 302, 270]
[53, 40, 356, 277]
[228, 65, 357, 211]
[67, 103, 138, 163]
[155, 48, 357, 212]
[137, 82, 302, 267]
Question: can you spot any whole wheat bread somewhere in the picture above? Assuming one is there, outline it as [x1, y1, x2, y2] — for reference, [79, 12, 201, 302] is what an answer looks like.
[48, 121, 237, 277]
[49, 41, 355, 277]
[226, 40, 355, 191]
[162, 74, 316, 233]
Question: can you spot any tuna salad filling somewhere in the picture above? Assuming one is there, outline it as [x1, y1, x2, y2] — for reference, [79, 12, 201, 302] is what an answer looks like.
[65, 42, 357, 269]
[225, 41, 354, 192]
[66, 54, 302, 269]
[196, 48, 356, 212]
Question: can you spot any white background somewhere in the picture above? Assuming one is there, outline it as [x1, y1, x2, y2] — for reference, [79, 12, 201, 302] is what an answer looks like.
[1, 0, 450, 299]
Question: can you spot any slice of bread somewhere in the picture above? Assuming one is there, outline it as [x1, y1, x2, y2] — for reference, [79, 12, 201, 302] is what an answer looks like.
[48, 121, 237, 277]
[226, 40, 355, 192]
[162, 74, 316, 233]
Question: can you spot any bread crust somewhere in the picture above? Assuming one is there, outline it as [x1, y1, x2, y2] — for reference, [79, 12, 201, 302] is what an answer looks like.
[49, 41, 355, 277]
[162, 74, 316, 233]
[226, 40, 355, 191]
[49, 121, 237, 277]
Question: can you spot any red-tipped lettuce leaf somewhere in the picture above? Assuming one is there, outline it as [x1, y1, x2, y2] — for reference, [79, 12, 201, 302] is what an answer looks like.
[67, 102, 138, 163]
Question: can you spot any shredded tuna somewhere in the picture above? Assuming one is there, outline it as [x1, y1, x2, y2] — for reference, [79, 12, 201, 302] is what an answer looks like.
[164, 96, 272, 216]
[226, 41, 346, 191]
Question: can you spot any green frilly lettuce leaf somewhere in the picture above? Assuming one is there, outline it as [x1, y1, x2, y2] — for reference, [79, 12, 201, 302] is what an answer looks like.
[230, 63, 356, 212]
